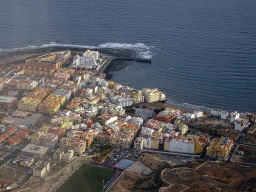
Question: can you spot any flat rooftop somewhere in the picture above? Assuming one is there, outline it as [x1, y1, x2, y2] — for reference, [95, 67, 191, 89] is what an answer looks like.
[0, 96, 16, 103]
[21, 144, 48, 155]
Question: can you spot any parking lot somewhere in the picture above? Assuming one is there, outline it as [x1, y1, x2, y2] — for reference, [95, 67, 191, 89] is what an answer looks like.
[159, 154, 195, 165]
[102, 148, 141, 166]
[9, 113, 42, 126]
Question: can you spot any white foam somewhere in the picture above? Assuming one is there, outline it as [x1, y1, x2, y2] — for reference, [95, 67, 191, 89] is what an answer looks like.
[0, 42, 153, 59]
[166, 99, 211, 112]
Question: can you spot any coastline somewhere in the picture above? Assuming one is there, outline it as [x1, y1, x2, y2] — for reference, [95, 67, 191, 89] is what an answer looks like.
[0, 47, 252, 115]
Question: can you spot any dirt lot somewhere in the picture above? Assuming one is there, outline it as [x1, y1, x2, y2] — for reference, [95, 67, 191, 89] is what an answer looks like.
[231, 144, 256, 165]
[0, 165, 28, 182]
[241, 133, 256, 145]
[189, 118, 240, 140]
[140, 153, 169, 171]
[109, 171, 147, 192]
[0, 51, 51, 67]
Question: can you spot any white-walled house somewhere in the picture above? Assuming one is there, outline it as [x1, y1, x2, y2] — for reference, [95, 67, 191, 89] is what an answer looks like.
[230, 111, 240, 123]
[194, 111, 203, 118]
[211, 109, 221, 116]
[142, 137, 152, 149]
[116, 98, 133, 108]
[234, 118, 250, 131]
[125, 116, 144, 128]
[105, 116, 118, 124]
[221, 111, 229, 120]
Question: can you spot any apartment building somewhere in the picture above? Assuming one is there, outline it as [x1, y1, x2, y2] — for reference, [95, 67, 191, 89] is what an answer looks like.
[52, 89, 72, 101]
[46, 126, 66, 141]
[206, 137, 233, 159]
[0, 78, 4, 91]
[5, 79, 38, 90]
[234, 118, 250, 131]
[58, 68, 75, 79]
[31, 131, 58, 149]
[0, 126, 17, 143]
[38, 100, 61, 114]
[59, 82, 77, 95]
[230, 111, 240, 123]
[28, 87, 51, 100]
[25, 59, 60, 70]
[142, 88, 166, 103]
[66, 97, 87, 111]
[18, 97, 41, 112]
[46, 94, 66, 107]
[178, 121, 188, 135]
[69, 138, 86, 155]
[83, 50, 99, 61]
[53, 149, 74, 161]
[21, 144, 48, 158]
[0, 96, 17, 109]
[22, 66, 55, 77]
[51, 111, 82, 125]
[164, 136, 204, 154]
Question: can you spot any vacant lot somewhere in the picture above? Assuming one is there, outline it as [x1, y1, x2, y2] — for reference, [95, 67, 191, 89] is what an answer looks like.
[0, 165, 28, 182]
[241, 133, 256, 145]
[231, 144, 256, 165]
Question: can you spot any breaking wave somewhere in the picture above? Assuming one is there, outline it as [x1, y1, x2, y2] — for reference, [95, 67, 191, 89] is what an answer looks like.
[166, 99, 212, 113]
[0, 42, 153, 59]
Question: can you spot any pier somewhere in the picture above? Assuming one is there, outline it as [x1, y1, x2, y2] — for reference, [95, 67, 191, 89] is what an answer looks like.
[95, 56, 151, 77]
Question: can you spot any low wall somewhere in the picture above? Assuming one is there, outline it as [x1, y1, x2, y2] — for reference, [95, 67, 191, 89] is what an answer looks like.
[106, 171, 126, 192]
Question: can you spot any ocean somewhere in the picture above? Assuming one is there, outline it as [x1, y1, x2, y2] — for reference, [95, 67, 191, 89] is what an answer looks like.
[0, 0, 256, 113]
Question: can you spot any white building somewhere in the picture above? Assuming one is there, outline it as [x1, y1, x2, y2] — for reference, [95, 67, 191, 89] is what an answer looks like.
[234, 118, 250, 131]
[230, 111, 240, 123]
[134, 137, 143, 150]
[105, 122, 121, 132]
[142, 88, 166, 103]
[53, 149, 74, 161]
[83, 50, 99, 61]
[160, 123, 175, 131]
[125, 116, 144, 128]
[116, 97, 133, 108]
[221, 111, 229, 120]
[194, 111, 203, 118]
[164, 138, 195, 154]
[105, 116, 118, 124]
[52, 89, 72, 101]
[211, 109, 221, 116]
[142, 137, 152, 149]
[177, 113, 195, 121]
[111, 105, 125, 116]
[73, 55, 97, 69]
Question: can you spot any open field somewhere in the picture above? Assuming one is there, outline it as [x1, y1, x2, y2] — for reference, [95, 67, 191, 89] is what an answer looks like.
[189, 118, 240, 140]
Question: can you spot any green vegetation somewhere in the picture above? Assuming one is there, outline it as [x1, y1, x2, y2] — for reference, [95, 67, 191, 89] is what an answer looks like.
[58, 164, 116, 192]
[93, 145, 115, 162]
[125, 107, 136, 115]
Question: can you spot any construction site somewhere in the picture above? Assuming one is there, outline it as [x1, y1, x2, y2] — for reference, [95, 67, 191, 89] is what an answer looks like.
[189, 117, 240, 141]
